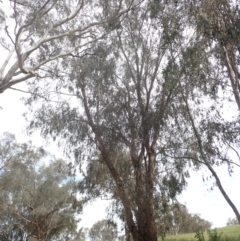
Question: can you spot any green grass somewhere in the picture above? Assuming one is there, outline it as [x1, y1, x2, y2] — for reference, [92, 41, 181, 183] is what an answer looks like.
[162, 225, 240, 241]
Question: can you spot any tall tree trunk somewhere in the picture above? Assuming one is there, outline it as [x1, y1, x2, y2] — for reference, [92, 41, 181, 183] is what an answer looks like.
[181, 87, 240, 224]
[81, 84, 140, 240]
[101, 147, 140, 241]
[222, 45, 240, 112]
[144, 151, 158, 241]
[204, 160, 240, 224]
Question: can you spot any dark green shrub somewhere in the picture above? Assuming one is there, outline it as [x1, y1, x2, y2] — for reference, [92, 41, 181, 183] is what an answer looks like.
[207, 229, 222, 241]
[195, 229, 205, 241]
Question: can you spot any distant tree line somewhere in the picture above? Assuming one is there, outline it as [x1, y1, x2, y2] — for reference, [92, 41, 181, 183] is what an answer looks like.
[156, 203, 211, 237]
[226, 217, 239, 226]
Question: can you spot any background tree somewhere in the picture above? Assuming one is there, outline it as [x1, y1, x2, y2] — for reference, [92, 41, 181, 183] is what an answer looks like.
[0, 0, 137, 94]
[156, 203, 211, 236]
[226, 217, 239, 226]
[170, 204, 211, 234]
[89, 219, 118, 241]
[0, 132, 83, 241]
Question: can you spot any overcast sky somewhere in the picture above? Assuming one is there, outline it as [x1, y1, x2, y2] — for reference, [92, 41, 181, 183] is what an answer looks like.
[0, 85, 240, 229]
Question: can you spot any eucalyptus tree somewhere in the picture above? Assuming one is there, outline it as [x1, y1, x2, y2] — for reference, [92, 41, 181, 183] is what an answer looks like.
[177, 80, 240, 224]
[156, 24, 240, 224]
[163, 203, 211, 235]
[226, 217, 239, 226]
[26, 2, 191, 241]
[194, 0, 240, 111]
[182, 0, 240, 223]
[158, 2, 240, 223]
[0, 133, 82, 241]
[89, 219, 118, 241]
[144, 0, 240, 225]
[0, 0, 138, 94]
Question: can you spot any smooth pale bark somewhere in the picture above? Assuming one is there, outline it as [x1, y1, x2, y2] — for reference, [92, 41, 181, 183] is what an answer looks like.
[0, 0, 137, 93]
[222, 45, 240, 112]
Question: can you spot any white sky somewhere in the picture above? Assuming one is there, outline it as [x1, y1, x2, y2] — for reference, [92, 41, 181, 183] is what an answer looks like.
[0, 86, 239, 229]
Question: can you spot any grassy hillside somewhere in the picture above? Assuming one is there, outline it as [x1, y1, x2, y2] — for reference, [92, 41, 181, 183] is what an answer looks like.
[162, 225, 240, 241]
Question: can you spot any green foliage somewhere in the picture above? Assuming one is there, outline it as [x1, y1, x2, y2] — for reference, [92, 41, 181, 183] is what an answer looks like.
[0, 133, 81, 241]
[148, 1, 160, 18]
[195, 230, 205, 241]
[89, 219, 118, 241]
[159, 203, 211, 235]
[194, 229, 223, 241]
[0, 0, 135, 94]
[207, 229, 223, 241]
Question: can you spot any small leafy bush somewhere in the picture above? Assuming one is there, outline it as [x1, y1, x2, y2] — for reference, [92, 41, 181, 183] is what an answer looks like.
[207, 229, 222, 241]
[194, 228, 223, 241]
[194, 229, 205, 241]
